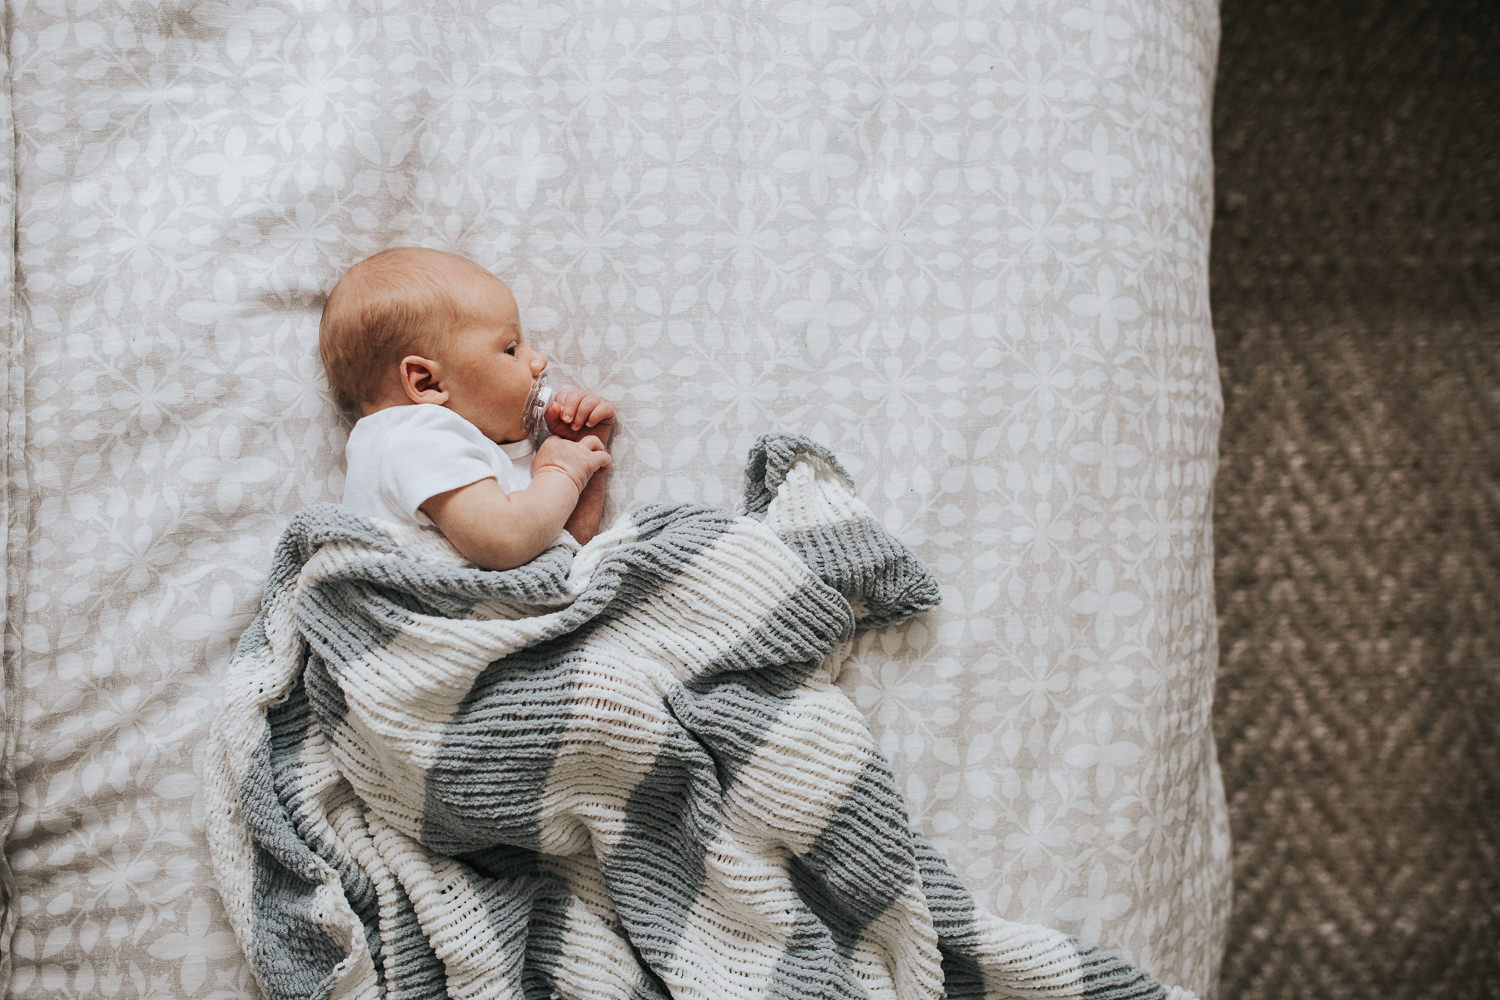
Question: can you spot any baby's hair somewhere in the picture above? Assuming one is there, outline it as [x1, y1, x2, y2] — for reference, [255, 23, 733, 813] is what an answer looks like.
[318, 247, 475, 413]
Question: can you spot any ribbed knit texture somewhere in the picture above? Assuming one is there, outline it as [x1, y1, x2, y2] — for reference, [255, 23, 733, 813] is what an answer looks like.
[205, 435, 1195, 1000]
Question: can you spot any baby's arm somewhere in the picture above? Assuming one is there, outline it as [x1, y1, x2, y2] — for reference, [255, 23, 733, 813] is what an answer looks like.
[420, 435, 611, 571]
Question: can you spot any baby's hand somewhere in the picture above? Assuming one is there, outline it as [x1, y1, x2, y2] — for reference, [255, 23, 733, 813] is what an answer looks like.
[546, 389, 615, 444]
[532, 434, 612, 493]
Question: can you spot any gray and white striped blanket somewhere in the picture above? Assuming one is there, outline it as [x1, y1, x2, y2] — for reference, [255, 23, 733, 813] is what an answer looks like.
[205, 435, 1194, 1000]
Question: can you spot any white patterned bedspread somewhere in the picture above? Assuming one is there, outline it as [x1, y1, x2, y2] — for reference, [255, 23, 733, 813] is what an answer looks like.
[0, 1, 1228, 996]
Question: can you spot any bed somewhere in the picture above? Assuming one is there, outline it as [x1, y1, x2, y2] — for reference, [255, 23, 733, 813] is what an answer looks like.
[0, 1, 1228, 996]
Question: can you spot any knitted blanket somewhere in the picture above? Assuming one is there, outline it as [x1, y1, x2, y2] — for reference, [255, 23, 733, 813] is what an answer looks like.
[205, 435, 1195, 1000]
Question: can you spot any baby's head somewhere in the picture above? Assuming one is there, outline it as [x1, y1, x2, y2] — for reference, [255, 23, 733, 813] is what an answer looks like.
[319, 247, 549, 444]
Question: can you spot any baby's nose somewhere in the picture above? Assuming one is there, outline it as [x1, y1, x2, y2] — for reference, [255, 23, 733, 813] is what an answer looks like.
[531, 354, 548, 376]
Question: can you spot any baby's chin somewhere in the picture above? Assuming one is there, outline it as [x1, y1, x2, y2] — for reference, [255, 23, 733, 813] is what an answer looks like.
[450, 407, 525, 445]
[489, 424, 529, 446]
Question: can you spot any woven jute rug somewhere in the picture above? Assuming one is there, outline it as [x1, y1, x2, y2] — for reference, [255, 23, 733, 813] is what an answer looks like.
[1210, 0, 1499, 997]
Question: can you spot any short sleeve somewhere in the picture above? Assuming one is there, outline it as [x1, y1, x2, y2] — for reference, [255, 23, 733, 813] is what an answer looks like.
[343, 406, 519, 526]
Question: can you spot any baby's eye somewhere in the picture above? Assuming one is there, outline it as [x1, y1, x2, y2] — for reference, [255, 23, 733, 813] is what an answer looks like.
[505, 343, 518, 356]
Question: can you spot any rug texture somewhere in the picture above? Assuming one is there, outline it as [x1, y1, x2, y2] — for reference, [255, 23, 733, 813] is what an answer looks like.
[1210, 0, 1499, 997]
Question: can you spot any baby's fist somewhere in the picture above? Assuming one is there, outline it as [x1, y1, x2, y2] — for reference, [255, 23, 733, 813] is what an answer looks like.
[546, 389, 615, 444]
[533, 434, 611, 493]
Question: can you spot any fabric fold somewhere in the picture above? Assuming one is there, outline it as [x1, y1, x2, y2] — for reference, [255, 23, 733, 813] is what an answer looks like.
[0, 12, 23, 994]
[744, 434, 940, 627]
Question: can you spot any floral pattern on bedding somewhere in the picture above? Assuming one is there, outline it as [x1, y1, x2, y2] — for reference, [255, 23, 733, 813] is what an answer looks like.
[2, 0, 1227, 996]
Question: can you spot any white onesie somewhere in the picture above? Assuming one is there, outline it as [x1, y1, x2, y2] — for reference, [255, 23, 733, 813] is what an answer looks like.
[341, 404, 535, 527]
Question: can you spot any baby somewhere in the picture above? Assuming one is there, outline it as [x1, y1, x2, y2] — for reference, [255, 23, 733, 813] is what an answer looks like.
[318, 247, 615, 570]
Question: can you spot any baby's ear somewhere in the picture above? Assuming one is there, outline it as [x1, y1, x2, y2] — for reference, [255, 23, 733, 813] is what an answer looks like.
[399, 356, 448, 404]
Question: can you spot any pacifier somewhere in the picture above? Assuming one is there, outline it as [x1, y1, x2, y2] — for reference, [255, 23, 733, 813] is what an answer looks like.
[522, 373, 554, 448]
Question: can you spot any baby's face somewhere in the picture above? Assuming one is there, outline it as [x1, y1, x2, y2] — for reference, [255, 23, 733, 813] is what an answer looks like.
[436, 264, 548, 444]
